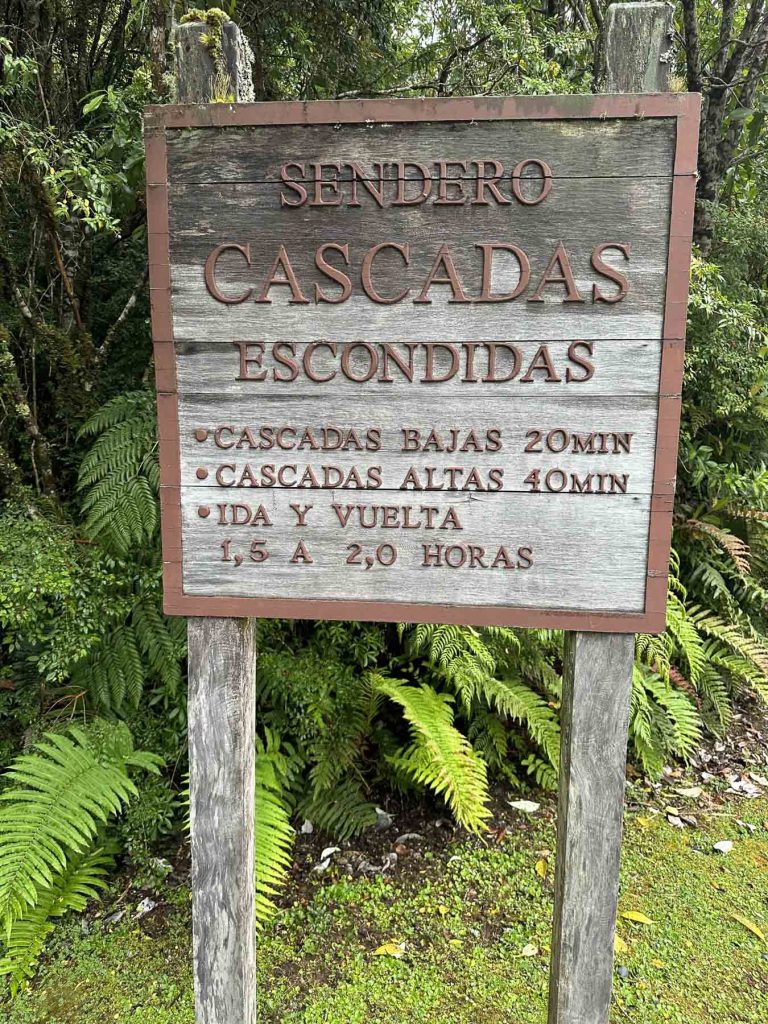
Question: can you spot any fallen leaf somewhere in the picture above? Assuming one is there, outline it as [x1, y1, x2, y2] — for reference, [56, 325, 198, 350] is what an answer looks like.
[449, 939, 462, 948]
[676, 786, 702, 799]
[520, 943, 539, 957]
[374, 940, 406, 958]
[713, 840, 734, 854]
[535, 859, 548, 879]
[509, 800, 540, 813]
[621, 911, 654, 925]
[651, 959, 666, 969]
[637, 817, 654, 828]
[666, 814, 684, 829]
[614, 933, 629, 954]
[437, 905, 449, 916]
[729, 780, 761, 798]
[730, 913, 766, 942]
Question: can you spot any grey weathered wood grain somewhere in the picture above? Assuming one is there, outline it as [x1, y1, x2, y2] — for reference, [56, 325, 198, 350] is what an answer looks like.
[165, 117, 676, 184]
[175, 18, 258, 1024]
[175, 391, 660, 494]
[548, 632, 635, 1022]
[188, 616, 257, 1024]
[174, 338, 666, 397]
[167, 175, 671, 269]
[548, 6, 676, 1024]
[167, 176, 671, 264]
[605, 2, 674, 94]
[174, 21, 255, 104]
[171, 276, 666, 344]
[175, 488, 651, 611]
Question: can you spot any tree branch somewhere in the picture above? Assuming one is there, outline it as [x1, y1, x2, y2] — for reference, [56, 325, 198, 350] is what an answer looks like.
[96, 265, 148, 366]
[680, 0, 704, 94]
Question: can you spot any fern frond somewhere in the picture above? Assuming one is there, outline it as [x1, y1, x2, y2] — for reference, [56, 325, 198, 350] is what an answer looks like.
[521, 753, 558, 791]
[0, 845, 114, 994]
[132, 599, 182, 695]
[684, 519, 750, 574]
[77, 389, 158, 554]
[297, 777, 377, 843]
[254, 739, 294, 924]
[689, 606, 768, 698]
[372, 675, 491, 832]
[479, 675, 560, 769]
[0, 725, 160, 932]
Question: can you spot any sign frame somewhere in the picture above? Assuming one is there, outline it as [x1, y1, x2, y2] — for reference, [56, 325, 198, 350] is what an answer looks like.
[145, 92, 700, 633]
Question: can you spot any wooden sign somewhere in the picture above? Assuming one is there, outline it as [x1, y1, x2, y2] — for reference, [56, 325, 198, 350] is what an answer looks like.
[145, 94, 699, 632]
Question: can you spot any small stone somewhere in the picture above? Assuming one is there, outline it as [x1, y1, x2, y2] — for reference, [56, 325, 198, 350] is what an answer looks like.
[713, 840, 734, 854]
[375, 807, 394, 830]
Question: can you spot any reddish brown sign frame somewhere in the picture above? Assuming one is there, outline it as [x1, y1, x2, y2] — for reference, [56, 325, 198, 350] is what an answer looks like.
[145, 92, 700, 632]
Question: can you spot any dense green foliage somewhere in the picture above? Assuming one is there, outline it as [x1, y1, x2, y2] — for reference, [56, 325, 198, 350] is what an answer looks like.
[0, 0, 767, 992]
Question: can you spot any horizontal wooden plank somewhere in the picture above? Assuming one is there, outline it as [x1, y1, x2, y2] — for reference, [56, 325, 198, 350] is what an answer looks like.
[174, 392, 659, 495]
[170, 276, 666, 343]
[167, 176, 671, 246]
[173, 338, 665, 396]
[165, 118, 676, 184]
[166, 175, 671, 342]
[175, 488, 650, 612]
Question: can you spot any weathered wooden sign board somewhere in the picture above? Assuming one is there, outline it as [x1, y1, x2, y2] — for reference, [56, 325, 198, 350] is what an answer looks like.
[145, 93, 699, 633]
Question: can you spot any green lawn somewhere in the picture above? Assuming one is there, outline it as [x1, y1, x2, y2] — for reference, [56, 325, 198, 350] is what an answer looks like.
[2, 797, 767, 1024]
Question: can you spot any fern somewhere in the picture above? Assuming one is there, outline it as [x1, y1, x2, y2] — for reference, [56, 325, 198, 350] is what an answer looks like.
[297, 777, 377, 842]
[254, 734, 295, 923]
[521, 753, 558, 791]
[630, 663, 702, 774]
[688, 606, 768, 701]
[684, 519, 751, 574]
[70, 597, 184, 714]
[405, 623, 560, 780]
[0, 844, 114, 994]
[372, 675, 491, 832]
[0, 724, 161, 933]
[77, 389, 158, 555]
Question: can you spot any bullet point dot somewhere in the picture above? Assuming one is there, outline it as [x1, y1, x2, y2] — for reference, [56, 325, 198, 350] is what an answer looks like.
[198, 506, 211, 518]
[196, 467, 209, 480]
[194, 428, 208, 442]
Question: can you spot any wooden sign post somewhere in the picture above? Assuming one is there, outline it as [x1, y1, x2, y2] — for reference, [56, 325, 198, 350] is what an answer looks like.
[145, 5, 698, 1022]
[549, 6, 681, 1023]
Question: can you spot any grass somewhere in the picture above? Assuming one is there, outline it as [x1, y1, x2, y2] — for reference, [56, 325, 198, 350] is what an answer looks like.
[1, 797, 767, 1023]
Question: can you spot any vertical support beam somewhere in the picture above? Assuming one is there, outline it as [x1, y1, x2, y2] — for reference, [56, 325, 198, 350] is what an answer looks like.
[548, 632, 635, 1023]
[604, 1, 674, 93]
[189, 618, 257, 1024]
[176, 17, 257, 1024]
[548, 6, 674, 1024]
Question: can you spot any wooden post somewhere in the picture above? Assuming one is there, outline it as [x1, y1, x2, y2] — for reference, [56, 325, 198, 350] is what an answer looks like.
[548, 6, 674, 1024]
[176, 18, 258, 1024]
